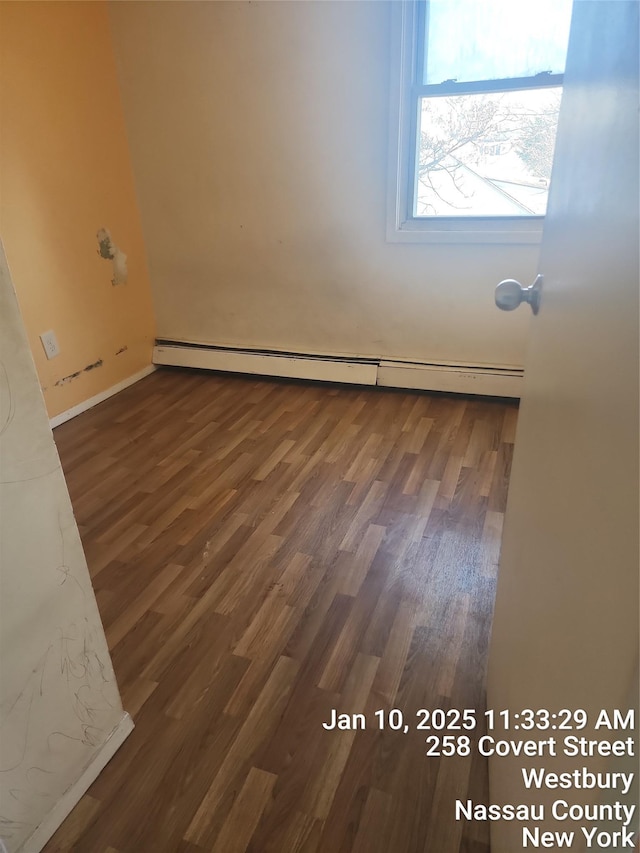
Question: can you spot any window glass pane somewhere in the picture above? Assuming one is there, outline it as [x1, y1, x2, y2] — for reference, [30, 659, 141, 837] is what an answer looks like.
[423, 0, 573, 85]
[415, 88, 562, 217]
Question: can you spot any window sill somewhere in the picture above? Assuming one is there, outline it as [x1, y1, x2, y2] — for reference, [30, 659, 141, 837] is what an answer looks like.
[387, 217, 544, 245]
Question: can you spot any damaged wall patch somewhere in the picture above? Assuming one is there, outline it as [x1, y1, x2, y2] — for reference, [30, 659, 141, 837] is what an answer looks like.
[55, 359, 103, 387]
[97, 228, 128, 285]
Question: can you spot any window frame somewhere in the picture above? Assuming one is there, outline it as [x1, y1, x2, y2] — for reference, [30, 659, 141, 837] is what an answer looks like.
[386, 0, 564, 244]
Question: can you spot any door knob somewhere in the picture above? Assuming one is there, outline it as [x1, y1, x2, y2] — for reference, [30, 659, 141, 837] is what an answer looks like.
[495, 274, 543, 315]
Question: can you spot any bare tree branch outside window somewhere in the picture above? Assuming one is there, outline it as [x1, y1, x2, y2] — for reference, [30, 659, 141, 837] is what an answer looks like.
[416, 89, 562, 216]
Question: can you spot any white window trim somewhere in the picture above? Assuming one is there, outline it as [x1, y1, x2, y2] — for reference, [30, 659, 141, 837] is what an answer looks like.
[386, 0, 545, 245]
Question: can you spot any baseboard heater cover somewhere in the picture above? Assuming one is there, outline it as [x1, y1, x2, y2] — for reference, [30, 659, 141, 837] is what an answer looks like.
[377, 360, 522, 397]
[153, 343, 523, 398]
[153, 343, 378, 385]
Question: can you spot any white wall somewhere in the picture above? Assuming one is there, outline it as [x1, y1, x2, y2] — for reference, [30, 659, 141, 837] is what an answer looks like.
[109, 0, 536, 368]
[0, 243, 128, 853]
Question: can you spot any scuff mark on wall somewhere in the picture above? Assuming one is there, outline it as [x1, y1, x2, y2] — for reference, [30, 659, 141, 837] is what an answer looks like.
[54, 359, 103, 387]
[55, 370, 82, 387]
[114, 345, 128, 356]
[96, 228, 127, 285]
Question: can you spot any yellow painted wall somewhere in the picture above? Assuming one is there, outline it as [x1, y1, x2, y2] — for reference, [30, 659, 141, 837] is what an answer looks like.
[0, 1, 157, 419]
[110, 1, 536, 369]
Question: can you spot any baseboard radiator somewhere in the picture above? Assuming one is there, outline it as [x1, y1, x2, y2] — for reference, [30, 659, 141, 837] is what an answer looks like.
[153, 341, 523, 398]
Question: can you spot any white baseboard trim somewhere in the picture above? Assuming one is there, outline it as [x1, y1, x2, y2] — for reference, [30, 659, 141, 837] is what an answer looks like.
[19, 712, 134, 853]
[49, 365, 156, 429]
[153, 343, 523, 398]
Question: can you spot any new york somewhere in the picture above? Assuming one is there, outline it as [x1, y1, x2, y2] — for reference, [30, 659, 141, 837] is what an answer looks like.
[523, 825, 635, 848]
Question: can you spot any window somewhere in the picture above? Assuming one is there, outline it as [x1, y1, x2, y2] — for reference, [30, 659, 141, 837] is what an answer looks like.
[387, 0, 574, 243]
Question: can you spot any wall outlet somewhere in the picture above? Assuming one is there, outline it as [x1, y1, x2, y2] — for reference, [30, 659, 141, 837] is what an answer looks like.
[40, 330, 60, 360]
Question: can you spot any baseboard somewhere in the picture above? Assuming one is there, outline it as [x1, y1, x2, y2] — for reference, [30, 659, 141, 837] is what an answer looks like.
[49, 365, 156, 429]
[153, 342, 523, 398]
[19, 713, 134, 853]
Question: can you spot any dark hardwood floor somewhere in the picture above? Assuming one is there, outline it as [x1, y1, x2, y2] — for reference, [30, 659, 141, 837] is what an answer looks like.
[45, 367, 517, 853]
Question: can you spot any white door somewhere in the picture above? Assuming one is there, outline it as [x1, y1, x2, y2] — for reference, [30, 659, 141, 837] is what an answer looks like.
[487, 2, 638, 852]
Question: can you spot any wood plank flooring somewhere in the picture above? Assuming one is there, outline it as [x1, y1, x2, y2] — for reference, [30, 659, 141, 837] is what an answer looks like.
[45, 368, 518, 853]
